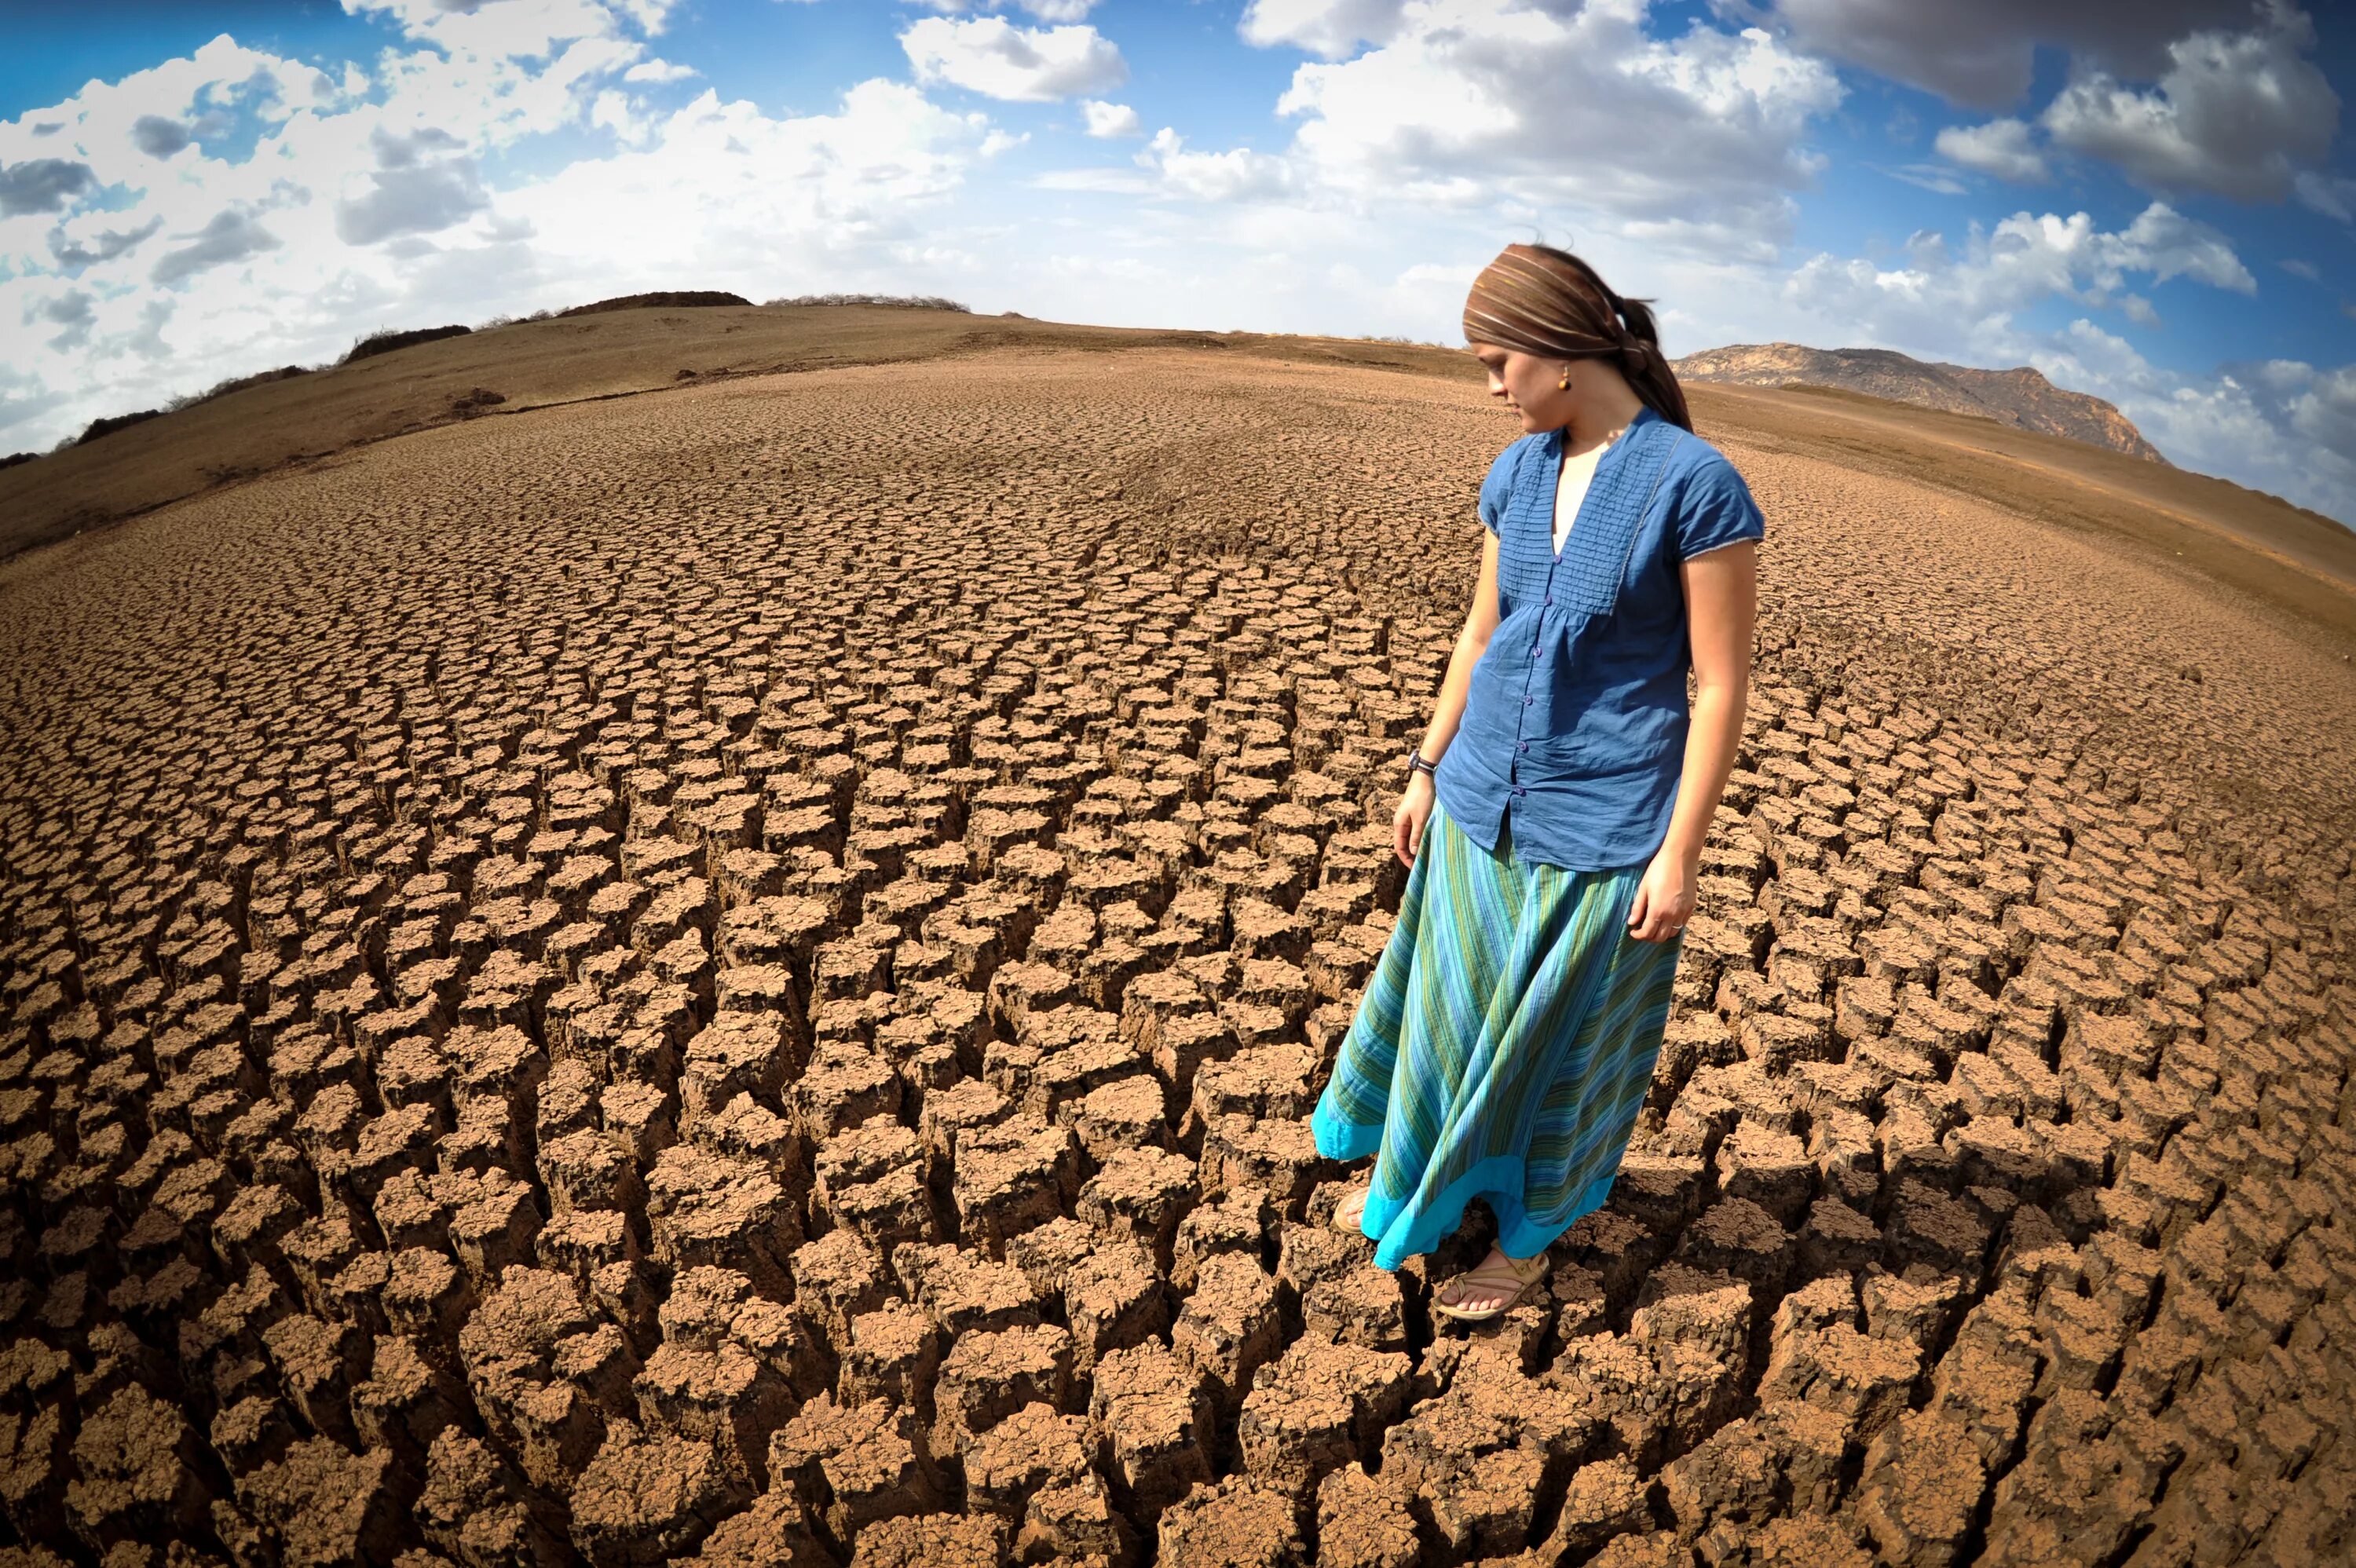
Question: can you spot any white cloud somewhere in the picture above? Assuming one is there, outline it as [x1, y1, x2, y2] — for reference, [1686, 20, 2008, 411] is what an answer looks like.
[335, 126, 491, 245]
[1731, 225, 2354, 521]
[623, 57, 699, 82]
[1752, 0, 2260, 111]
[1777, 199, 2252, 355]
[2292, 170, 2356, 225]
[1876, 163, 1969, 196]
[2098, 201, 2255, 292]
[1934, 117, 2049, 182]
[1239, 0, 1412, 60]
[1080, 99, 1143, 138]
[2032, 320, 2356, 521]
[151, 207, 285, 284]
[1254, 0, 1844, 256]
[1138, 127, 1294, 203]
[2038, 1, 2339, 200]
[2278, 258, 2319, 282]
[899, 16, 1126, 102]
[339, 0, 674, 62]
[1032, 166, 1154, 193]
[913, 0, 1107, 20]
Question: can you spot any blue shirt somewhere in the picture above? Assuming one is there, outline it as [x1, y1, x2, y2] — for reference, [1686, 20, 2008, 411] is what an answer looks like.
[1432, 404, 1765, 871]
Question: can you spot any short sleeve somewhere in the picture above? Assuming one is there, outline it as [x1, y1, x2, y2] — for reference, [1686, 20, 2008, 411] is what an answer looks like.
[1673, 454, 1765, 562]
[1477, 440, 1520, 539]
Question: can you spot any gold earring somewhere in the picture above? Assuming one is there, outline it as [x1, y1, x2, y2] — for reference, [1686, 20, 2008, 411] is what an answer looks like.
[1557, 367, 1571, 391]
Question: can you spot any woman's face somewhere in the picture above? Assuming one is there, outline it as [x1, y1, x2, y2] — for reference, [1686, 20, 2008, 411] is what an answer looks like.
[1471, 343, 1576, 433]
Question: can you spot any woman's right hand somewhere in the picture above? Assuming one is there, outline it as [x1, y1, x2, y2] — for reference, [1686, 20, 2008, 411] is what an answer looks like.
[1394, 773, 1436, 865]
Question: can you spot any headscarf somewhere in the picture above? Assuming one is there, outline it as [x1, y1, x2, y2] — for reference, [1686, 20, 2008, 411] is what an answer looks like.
[1463, 242, 1693, 432]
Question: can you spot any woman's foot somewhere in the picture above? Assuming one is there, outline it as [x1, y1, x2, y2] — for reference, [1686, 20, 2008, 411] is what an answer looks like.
[1330, 1184, 1370, 1235]
[1432, 1245, 1549, 1321]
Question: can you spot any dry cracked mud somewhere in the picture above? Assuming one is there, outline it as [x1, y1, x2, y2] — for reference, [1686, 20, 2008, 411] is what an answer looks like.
[2, 343, 2353, 1568]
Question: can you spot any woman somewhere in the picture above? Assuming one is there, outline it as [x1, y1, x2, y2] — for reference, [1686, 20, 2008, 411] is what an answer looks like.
[1309, 242, 1764, 1321]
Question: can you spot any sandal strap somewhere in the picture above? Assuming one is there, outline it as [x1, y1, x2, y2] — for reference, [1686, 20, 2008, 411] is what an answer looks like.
[1440, 1250, 1549, 1301]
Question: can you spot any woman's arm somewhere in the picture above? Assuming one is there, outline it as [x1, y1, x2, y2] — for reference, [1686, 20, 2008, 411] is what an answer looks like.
[1626, 539, 1758, 939]
[1394, 528, 1502, 864]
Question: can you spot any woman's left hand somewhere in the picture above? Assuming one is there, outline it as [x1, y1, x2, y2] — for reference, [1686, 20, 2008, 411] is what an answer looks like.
[1626, 844, 1698, 943]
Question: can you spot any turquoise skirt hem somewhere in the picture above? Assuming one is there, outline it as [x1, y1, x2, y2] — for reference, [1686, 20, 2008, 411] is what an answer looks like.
[1315, 1093, 1622, 1266]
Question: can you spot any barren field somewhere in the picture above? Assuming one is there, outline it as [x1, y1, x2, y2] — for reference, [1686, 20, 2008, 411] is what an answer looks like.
[2, 334, 2353, 1568]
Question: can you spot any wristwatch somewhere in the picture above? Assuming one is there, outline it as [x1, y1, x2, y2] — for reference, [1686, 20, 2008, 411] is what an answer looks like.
[1404, 749, 1438, 783]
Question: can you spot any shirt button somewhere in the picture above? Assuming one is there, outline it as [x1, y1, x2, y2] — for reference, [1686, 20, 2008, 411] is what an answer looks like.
[1518, 741, 1528, 752]
[1512, 786, 1526, 796]
[1544, 595, 1553, 605]
[1530, 642, 1541, 655]
[1524, 696, 1534, 706]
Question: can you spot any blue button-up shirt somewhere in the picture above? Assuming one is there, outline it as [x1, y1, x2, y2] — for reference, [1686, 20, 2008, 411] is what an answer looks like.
[1432, 404, 1765, 871]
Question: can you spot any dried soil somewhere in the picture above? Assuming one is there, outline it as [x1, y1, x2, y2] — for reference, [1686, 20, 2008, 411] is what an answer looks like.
[1, 341, 2352, 1566]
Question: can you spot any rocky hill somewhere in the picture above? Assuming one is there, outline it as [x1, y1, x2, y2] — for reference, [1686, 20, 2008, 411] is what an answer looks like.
[1671, 342, 2168, 463]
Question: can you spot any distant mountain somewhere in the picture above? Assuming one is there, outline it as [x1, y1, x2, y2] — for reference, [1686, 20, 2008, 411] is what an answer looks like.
[1670, 342, 2168, 464]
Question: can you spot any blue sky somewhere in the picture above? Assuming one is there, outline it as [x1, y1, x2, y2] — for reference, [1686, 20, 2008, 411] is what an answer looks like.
[3, 0, 2353, 523]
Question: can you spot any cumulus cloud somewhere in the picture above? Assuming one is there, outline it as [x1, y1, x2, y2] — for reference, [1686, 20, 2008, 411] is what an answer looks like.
[900, 16, 1126, 102]
[2037, 1, 2338, 200]
[2034, 320, 2356, 521]
[152, 207, 283, 285]
[336, 126, 491, 244]
[1933, 118, 2048, 182]
[132, 115, 194, 158]
[1137, 127, 1295, 203]
[0, 159, 97, 216]
[1778, 200, 2251, 364]
[622, 57, 698, 82]
[1080, 99, 1143, 138]
[2292, 170, 2356, 224]
[1743, 0, 2257, 111]
[48, 215, 164, 269]
[28, 288, 97, 351]
[1254, 0, 1844, 256]
[1750, 228, 2353, 521]
[341, 0, 662, 61]
[1239, 0, 1413, 59]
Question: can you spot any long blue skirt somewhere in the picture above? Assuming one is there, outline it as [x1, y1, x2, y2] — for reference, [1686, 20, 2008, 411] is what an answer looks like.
[1310, 795, 1683, 1268]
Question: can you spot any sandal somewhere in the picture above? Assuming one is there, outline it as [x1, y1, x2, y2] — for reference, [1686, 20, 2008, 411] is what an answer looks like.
[1432, 1247, 1551, 1323]
[1329, 1186, 1371, 1237]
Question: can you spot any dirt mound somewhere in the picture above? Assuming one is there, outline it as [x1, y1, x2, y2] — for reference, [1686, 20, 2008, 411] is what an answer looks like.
[561, 291, 755, 316]
[342, 323, 474, 365]
[1674, 342, 2168, 463]
[0, 348, 2351, 1564]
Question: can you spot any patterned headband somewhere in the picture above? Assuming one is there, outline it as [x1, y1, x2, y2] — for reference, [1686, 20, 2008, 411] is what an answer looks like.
[1462, 243, 1637, 363]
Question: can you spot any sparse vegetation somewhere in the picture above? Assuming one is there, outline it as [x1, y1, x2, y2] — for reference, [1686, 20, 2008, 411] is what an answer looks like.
[166, 363, 317, 413]
[558, 290, 752, 317]
[341, 323, 474, 364]
[478, 306, 563, 329]
[763, 291, 970, 311]
[69, 407, 170, 447]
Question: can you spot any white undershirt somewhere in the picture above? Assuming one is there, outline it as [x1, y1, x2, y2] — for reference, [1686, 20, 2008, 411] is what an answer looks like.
[1552, 427, 1621, 555]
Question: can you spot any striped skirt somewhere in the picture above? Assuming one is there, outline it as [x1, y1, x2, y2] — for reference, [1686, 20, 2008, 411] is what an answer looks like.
[1310, 795, 1682, 1269]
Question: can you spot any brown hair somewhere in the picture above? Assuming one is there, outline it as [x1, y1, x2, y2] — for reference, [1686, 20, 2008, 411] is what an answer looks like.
[1462, 242, 1693, 433]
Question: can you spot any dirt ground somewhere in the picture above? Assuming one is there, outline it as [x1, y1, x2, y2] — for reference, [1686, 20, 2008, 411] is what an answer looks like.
[1, 336, 2351, 1566]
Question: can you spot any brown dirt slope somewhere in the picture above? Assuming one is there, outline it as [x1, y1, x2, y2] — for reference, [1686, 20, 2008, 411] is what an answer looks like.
[0, 305, 1479, 562]
[1, 338, 2353, 1565]
[1674, 342, 2167, 463]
